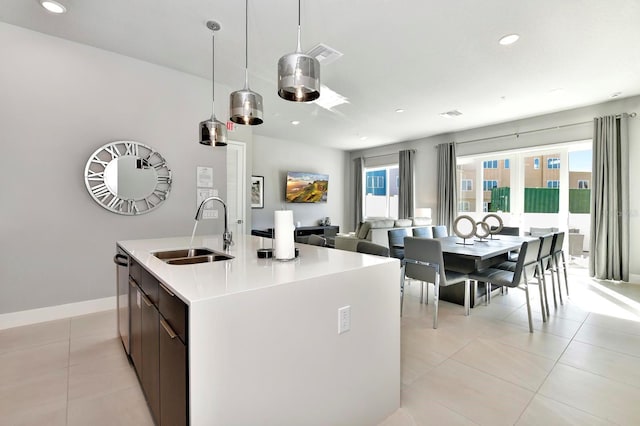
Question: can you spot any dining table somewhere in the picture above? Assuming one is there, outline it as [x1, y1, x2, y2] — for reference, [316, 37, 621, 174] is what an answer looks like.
[399, 234, 536, 307]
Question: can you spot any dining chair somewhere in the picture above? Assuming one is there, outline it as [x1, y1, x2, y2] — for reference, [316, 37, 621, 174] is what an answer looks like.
[494, 226, 520, 236]
[388, 228, 410, 260]
[307, 234, 327, 247]
[432, 225, 448, 238]
[469, 238, 542, 333]
[412, 226, 433, 238]
[401, 237, 470, 328]
[356, 241, 390, 257]
[550, 232, 569, 300]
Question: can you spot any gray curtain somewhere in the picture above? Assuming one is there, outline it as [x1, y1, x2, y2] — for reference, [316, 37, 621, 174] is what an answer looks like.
[590, 114, 629, 281]
[398, 150, 415, 219]
[436, 142, 458, 233]
[353, 157, 364, 229]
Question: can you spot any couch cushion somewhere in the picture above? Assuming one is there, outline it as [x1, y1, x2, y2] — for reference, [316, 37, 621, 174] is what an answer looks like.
[394, 219, 412, 227]
[412, 217, 432, 226]
[357, 221, 372, 239]
[370, 219, 396, 229]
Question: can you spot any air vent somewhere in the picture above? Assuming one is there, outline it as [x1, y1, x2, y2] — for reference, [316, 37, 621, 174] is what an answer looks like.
[306, 43, 343, 66]
[440, 110, 463, 118]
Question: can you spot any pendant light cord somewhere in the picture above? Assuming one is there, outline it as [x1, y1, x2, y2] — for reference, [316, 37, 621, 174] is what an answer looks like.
[296, 0, 302, 52]
[244, 0, 249, 89]
[211, 31, 216, 118]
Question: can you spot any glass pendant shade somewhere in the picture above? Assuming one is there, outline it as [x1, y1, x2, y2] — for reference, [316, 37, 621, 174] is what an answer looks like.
[229, 0, 263, 126]
[199, 118, 227, 146]
[278, 51, 320, 102]
[230, 86, 263, 125]
[277, 0, 320, 102]
[199, 20, 228, 146]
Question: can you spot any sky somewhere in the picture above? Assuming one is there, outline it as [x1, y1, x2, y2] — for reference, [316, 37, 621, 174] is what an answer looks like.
[569, 150, 592, 172]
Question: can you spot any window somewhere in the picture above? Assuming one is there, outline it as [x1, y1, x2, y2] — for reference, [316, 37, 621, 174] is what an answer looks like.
[483, 180, 498, 191]
[364, 165, 399, 218]
[483, 160, 498, 169]
[547, 158, 560, 169]
[533, 158, 540, 169]
[504, 159, 510, 169]
[578, 180, 589, 189]
[458, 201, 470, 211]
[546, 180, 560, 188]
[461, 179, 472, 191]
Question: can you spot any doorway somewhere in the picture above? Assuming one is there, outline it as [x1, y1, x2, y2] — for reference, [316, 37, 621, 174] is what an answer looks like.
[226, 141, 247, 236]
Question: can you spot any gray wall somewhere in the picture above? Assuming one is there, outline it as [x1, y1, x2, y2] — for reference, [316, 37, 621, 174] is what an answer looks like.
[251, 135, 349, 231]
[349, 96, 640, 278]
[0, 23, 251, 314]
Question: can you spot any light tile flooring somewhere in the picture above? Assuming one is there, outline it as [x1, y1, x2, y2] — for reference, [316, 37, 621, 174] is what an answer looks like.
[1, 258, 639, 425]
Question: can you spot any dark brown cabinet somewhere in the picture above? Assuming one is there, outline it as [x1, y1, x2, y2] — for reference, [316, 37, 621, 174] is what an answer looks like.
[127, 258, 188, 426]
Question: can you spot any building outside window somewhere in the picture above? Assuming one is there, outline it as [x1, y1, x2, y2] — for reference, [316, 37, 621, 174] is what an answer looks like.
[483, 180, 498, 191]
[533, 158, 540, 169]
[578, 180, 589, 189]
[364, 165, 399, 218]
[504, 159, 510, 169]
[483, 160, 498, 169]
[547, 180, 560, 188]
[547, 157, 560, 169]
[459, 201, 470, 212]
[461, 179, 472, 191]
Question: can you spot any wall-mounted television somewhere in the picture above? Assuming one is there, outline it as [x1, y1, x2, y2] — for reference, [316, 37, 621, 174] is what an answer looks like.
[285, 171, 329, 203]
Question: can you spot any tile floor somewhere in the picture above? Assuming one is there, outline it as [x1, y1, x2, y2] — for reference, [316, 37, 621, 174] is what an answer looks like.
[1, 258, 639, 425]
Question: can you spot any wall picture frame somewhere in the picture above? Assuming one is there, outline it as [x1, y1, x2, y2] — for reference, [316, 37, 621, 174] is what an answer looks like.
[251, 175, 264, 208]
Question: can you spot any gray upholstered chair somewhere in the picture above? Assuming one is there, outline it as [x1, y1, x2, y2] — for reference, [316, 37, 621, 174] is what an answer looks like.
[307, 234, 327, 247]
[412, 226, 433, 238]
[469, 238, 542, 333]
[388, 228, 410, 260]
[356, 241, 390, 257]
[401, 237, 470, 327]
[432, 225, 448, 238]
[493, 226, 520, 236]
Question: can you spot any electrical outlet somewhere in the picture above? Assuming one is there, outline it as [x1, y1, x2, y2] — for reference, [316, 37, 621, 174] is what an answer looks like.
[338, 305, 351, 334]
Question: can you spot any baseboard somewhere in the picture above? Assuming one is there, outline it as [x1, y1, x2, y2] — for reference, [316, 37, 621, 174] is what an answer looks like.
[630, 274, 640, 284]
[0, 296, 116, 330]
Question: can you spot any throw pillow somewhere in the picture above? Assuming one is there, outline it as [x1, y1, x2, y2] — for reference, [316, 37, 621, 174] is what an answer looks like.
[357, 221, 372, 239]
[394, 219, 412, 227]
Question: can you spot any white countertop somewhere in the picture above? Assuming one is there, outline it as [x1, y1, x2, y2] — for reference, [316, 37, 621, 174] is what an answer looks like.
[118, 234, 397, 305]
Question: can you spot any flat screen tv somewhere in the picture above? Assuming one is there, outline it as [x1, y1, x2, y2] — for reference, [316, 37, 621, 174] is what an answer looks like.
[285, 171, 329, 203]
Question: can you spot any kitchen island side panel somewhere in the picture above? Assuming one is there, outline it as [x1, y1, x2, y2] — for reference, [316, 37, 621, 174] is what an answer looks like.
[189, 261, 400, 426]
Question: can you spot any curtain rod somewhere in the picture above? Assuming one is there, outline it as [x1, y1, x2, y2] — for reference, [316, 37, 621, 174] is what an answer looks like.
[361, 149, 415, 160]
[450, 112, 637, 146]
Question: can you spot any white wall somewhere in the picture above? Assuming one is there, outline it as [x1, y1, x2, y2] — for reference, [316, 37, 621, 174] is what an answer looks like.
[251, 135, 349, 231]
[0, 23, 252, 314]
[350, 96, 640, 279]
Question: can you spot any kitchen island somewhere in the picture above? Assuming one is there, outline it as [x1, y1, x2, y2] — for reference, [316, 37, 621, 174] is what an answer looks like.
[118, 234, 400, 426]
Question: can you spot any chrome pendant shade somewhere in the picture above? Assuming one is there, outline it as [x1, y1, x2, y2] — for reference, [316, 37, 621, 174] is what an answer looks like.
[200, 20, 227, 146]
[229, 0, 263, 125]
[277, 0, 320, 102]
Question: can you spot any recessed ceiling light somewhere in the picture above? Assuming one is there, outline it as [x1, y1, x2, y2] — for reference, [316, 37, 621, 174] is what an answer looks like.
[291, 120, 300, 125]
[498, 34, 519, 46]
[395, 109, 405, 113]
[611, 91, 622, 98]
[40, 0, 67, 14]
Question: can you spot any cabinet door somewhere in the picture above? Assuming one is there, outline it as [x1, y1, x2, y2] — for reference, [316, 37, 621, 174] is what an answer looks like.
[129, 279, 142, 378]
[160, 318, 188, 426]
[141, 293, 160, 425]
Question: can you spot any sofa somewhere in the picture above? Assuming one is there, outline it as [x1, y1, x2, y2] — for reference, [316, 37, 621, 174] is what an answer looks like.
[335, 217, 432, 252]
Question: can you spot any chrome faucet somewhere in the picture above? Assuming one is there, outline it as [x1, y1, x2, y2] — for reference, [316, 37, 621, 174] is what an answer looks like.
[195, 196, 233, 250]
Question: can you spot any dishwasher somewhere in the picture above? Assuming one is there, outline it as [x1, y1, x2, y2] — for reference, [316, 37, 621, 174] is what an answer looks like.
[113, 247, 130, 355]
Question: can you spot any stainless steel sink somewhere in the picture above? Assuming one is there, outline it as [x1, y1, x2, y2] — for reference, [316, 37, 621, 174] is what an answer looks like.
[166, 254, 234, 265]
[152, 248, 234, 265]
[153, 248, 215, 260]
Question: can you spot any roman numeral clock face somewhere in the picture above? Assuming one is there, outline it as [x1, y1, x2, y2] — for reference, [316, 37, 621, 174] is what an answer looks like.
[84, 141, 172, 215]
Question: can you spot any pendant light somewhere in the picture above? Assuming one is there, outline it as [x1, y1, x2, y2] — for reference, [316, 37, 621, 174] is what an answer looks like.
[199, 21, 228, 146]
[277, 0, 320, 102]
[229, 0, 263, 125]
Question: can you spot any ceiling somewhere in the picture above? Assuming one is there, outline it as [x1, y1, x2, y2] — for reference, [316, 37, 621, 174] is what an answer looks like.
[2, 0, 640, 151]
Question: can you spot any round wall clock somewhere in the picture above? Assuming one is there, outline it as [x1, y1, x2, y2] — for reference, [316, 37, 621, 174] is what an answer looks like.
[84, 140, 172, 215]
